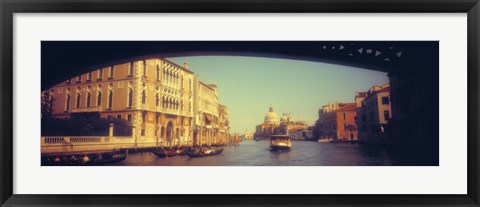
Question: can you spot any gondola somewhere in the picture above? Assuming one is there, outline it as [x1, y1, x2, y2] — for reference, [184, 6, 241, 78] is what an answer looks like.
[151, 148, 176, 158]
[186, 147, 224, 157]
[42, 152, 127, 166]
[94, 153, 127, 165]
[175, 148, 187, 156]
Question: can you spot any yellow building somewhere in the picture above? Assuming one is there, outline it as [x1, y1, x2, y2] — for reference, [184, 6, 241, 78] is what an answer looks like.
[218, 104, 230, 145]
[192, 76, 220, 146]
[46, 58, 226, 147]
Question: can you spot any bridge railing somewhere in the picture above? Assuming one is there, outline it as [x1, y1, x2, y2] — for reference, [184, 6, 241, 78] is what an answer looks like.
[43, 137, 66, 144]
[41, 136, 168, 155]
[41, 136, 137, 145]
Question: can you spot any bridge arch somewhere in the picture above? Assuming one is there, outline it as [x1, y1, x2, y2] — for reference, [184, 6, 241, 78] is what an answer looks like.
[41, 41, 438, 90]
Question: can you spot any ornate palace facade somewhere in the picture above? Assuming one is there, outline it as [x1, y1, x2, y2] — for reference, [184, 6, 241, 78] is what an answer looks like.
[46, 58, 228, 147]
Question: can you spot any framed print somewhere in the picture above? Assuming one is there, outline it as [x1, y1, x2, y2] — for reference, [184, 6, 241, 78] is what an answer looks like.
[1, 0, 479, 206]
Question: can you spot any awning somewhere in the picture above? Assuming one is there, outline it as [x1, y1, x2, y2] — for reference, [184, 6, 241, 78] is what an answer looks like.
[204, 114, 213, 122]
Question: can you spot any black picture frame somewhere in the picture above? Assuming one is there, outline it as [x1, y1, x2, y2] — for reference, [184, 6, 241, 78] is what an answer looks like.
[1, 0, 479, 206]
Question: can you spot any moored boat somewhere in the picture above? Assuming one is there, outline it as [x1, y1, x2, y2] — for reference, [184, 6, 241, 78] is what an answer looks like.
[41, 151, 127, 166]
[318, 139, 332, 143]
[151, 148, 176, 158]
[175, 147, 187, 156]
[270, 135, 292, 151]
[95, 153, 127, 165]
[186, 147, 223, 157]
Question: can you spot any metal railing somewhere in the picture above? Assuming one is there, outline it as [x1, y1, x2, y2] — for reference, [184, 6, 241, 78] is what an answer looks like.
[43, 137, 65, 144]
[41, 136, 137, 146]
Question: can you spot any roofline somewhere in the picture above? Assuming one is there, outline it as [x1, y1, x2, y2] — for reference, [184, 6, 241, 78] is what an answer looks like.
[199, 81, 216, 91]
[64, 56, 196, 78]
[161, 58, 194, 74]
[364, 90, 390, 101]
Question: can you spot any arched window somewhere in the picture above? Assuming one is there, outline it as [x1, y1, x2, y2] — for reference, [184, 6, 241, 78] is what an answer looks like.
[128, 88, 133, 108]
[143, 60, 147, 76]
[98, 69, 103, 79]
[156, 65, 160, 80]
[65, 94, 71, 111]
[129, 62, 134, 75]
[97, 91, 102, 106]
[167, 71, 170, 83]
[86, 92, 91, 107]
[156, 93, 159, 107]
[76, 93, 81, 108]
[181, 75, 184, 89]
[109, 66, 114, 78]
[142, 90, 146, 105]
[108, 90, 113, 109]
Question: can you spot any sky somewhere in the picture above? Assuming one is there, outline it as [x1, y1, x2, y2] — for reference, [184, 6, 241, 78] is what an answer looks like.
[167, 56, 388, 135]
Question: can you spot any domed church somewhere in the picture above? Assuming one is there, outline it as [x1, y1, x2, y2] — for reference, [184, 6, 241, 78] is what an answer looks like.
[264, 106, 280, 125]
[254, 106, 308, 140]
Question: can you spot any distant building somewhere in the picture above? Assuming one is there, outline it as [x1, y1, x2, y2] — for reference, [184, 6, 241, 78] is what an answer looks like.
[244, 129, 254, 140]
[354, 92, 367, 142]
[254, 106, 280, 139]
[356, 83, 391, 144]
[218, 104, 230, 145]
[254, 106, 308, 139]
[317, 103, 358, 140]
[285, 117, 309, 140]
[192, 79, 219, 146]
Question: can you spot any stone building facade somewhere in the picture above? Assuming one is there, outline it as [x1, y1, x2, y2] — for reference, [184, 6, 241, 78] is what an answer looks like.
[317, 103, 358, 140]
[46, 58, 227, 147]
[192, 78, 220, 146]
[355, 84, 391, 144]
[218, 104, 230, 145]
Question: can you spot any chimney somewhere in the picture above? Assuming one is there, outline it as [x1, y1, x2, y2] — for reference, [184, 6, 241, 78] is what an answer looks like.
[184, 62, 189, 69]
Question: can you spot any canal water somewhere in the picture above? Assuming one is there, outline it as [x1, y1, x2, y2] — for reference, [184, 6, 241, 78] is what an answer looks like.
[105, 140, 432, 166]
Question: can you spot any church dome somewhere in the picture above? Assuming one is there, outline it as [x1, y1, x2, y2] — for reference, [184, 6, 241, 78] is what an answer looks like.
[280, 114, 288, 123]
[264, 106, 279, 124]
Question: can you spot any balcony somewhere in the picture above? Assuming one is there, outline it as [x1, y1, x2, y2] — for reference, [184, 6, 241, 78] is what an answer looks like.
[71, 106, 102, 113]
[163, 108, 179, 115]
[153, 106, 193, 117]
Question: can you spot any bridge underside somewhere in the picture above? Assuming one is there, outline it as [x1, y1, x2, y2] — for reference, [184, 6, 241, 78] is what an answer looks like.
[41, 41, 438, 90]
